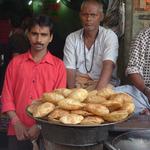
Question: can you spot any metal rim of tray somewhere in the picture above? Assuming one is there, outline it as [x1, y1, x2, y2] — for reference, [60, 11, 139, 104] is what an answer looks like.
[26, 107, 133, 128]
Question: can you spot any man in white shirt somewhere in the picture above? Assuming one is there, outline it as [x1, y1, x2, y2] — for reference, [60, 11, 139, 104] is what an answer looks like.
[63, 0, 119, 91]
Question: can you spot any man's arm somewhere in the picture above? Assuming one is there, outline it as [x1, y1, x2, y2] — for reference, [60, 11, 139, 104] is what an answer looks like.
[128, 73, 150, 102]
[128, 73, 145, 92]
[63, 34, 77, 89]
[66, 68, 76, 89]
[96, 60, 114, 90]
[95, 29, 118, 90]
[126, 29, 150, 100]
[7, 111, 29, 140]
[1, 60, 29, 140]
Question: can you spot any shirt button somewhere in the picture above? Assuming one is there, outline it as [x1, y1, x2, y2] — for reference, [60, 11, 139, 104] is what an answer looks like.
[30, 96, 32, 99]
[33, 80, 35, 83]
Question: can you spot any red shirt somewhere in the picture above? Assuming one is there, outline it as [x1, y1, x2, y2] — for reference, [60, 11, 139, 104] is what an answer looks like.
[1, 51, 66, 135]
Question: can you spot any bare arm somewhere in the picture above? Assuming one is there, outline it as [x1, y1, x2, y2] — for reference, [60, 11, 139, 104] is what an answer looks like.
[8, 111, 40, 141]
[7, 111, 18, 120]
[96, 60, 114, 90]
[66, 69, 76, 89]
[28, 124, 40, 141]
[128, 73, 145, 92]
[128, 73, 150, 102]
[7, 111, 29, 140]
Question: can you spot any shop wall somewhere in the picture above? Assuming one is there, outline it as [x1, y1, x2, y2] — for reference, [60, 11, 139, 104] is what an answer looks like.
[41, 1, 81, 41]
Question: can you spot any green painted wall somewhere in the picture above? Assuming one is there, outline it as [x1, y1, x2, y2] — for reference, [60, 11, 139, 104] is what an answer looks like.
[32, 1, 81, 40]
[56, 1, 82, 40]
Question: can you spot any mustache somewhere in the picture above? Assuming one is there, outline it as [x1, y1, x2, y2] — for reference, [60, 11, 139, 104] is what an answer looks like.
[33, 43, 44, 46]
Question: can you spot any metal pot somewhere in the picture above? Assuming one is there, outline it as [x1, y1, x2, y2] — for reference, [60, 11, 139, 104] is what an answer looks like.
[26, 108, 132, 147]
[37, 118, 113, 146]
[104, 129, 150, 150]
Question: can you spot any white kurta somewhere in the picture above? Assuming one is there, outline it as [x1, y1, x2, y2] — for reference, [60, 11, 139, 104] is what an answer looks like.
[63, 26, 119, 84]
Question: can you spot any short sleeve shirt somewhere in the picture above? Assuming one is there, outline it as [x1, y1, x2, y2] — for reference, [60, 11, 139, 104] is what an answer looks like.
[126, 28, 150, 87]
[63, 26, 118, 80]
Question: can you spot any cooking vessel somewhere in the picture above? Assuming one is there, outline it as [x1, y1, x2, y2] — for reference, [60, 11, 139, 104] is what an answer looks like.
[26, 108, 132, 146]
[104, 129, 150, 150]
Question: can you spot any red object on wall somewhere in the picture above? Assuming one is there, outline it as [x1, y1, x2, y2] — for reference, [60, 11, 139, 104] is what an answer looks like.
[48, 3, 60, 11]
[0, 20, 11, 45]
[145, 0, 150, 10]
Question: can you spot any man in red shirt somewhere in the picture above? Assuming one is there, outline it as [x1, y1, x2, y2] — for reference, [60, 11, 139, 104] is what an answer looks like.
[1, 15, 66, 150]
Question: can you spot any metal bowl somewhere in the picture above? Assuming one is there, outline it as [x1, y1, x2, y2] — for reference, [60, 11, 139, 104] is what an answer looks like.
[105, 129, 150, 150]
[26, 108, 132, 146]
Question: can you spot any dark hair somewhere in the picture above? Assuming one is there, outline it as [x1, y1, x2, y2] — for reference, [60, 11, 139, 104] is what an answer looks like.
[28, 15, 54, 35]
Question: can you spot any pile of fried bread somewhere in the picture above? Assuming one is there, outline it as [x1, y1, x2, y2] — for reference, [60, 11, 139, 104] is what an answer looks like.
[27, 88, 135, 125]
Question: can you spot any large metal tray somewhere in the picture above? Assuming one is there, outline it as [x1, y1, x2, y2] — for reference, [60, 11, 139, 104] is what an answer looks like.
[26, 106, 132, 128]
[26, 107, 133, 146]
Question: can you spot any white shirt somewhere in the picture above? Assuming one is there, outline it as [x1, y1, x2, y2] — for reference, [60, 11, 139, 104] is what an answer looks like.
[63, 26, 119, 81]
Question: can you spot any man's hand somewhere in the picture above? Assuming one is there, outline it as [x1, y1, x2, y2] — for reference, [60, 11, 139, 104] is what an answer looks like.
[66, 69, 76, 89]
[143, 86, 150, 103]
[96, 60, 114, 90]
[13, 120, 29, 141]
[140, 108, 150, 115]
[28, 124, 40, 141]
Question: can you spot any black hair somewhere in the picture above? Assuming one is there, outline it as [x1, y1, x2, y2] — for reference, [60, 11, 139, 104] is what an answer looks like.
[28, 15, 54, 35]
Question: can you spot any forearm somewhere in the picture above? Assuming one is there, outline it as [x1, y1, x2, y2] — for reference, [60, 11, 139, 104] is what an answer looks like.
[96, 75, 111, 90]
[28, 124, 41, 141]
[7, 111, 18, 120]
[7, 111, 29, 140]
[128, 73, 150, 102]
[96, 61, 114, 90]
[7, 111, 21, 127]
[128, 73, 145, 92]
[66, 69, 76, 89]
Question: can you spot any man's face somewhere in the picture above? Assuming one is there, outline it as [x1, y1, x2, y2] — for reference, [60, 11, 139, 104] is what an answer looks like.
[28, 25, 53, 52]
[80, 2, 103, 32]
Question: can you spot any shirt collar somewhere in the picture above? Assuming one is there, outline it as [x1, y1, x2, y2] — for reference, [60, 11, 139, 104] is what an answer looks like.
[79, 29, 84, 40]
[25, 50, 54, 65]
[79, 26, 100, 40]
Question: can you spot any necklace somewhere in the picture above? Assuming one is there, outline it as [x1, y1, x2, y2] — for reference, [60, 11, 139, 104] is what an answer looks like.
[83, 30, 99, 73]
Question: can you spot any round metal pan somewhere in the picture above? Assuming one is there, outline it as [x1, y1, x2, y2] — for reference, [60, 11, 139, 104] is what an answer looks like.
[104, 129, 150, 150]
[26, 108, 132, 146]
[26, 107, 132, 127]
